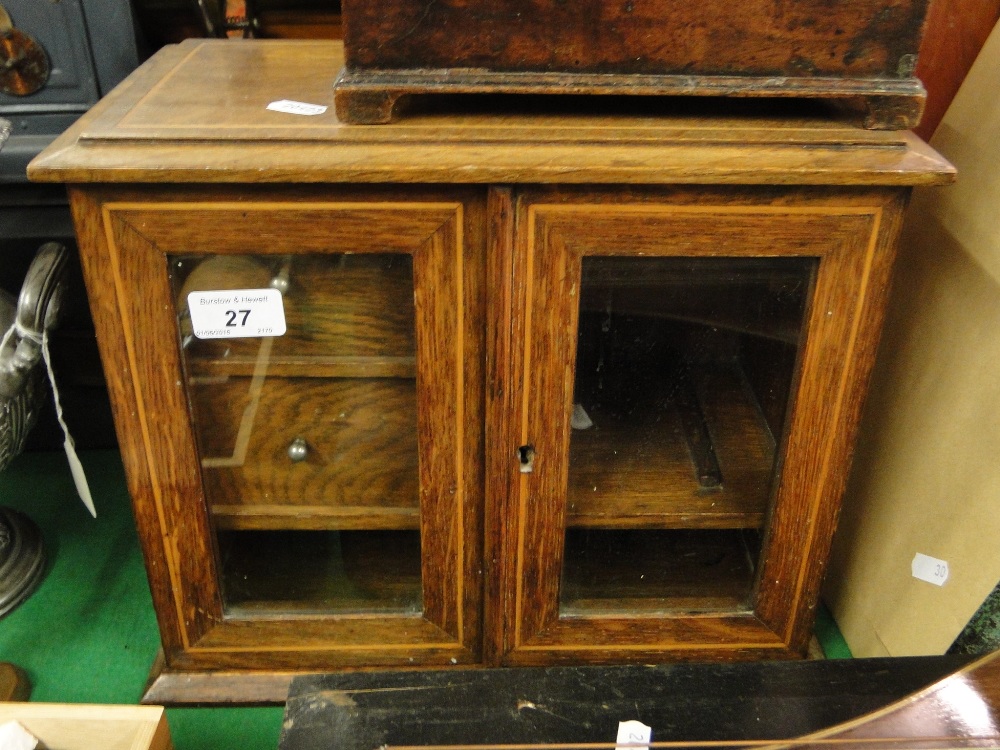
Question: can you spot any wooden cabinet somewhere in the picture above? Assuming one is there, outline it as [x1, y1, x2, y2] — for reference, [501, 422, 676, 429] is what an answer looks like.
[28, 40, 954, 703]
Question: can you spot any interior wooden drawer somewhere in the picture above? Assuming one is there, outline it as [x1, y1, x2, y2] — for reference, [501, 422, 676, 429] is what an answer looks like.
[187, 374, 420, 531]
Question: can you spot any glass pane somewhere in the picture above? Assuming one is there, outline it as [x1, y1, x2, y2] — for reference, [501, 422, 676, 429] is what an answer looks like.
[561, 256, 815, 616]
[171, 253, 422, 617]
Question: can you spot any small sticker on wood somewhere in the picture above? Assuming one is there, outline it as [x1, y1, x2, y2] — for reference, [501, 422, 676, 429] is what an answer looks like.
[266, 99, 328, 116]
[616, 720, 652, 750]
[188, 289, 287, 339]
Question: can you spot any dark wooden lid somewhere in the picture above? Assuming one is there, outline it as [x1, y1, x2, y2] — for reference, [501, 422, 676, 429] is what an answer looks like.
[28, 40, 954, 187]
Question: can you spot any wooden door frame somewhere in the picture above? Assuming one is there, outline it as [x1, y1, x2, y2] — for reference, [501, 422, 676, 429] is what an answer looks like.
[487, 185, 908, 665]
[70, 185, 486, 672]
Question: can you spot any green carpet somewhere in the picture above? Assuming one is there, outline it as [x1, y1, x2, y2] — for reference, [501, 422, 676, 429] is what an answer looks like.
[815, 602, 853, 659]
[0, 450, 282, 750]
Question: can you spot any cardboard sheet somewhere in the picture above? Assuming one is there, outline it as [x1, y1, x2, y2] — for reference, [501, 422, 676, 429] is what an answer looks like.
[825, 20, 1000, 656]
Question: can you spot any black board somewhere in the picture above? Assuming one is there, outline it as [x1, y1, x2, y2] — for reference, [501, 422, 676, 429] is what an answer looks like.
[280, 656, 972, 750]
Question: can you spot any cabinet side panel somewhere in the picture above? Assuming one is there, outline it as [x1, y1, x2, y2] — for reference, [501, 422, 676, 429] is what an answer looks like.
[756, 191, 909, 650]
[67, 188, 220, 656]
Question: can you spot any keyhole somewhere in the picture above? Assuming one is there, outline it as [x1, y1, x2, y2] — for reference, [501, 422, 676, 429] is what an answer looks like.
[518, 445, 535, 473]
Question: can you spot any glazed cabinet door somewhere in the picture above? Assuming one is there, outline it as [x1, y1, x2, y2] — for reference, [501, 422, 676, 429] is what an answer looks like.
[487, 187, 906, 665]
[71, 187, 485, 671]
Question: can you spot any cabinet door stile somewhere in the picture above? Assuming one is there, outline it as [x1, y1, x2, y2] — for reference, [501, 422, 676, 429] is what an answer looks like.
[484, 186, 520, 665]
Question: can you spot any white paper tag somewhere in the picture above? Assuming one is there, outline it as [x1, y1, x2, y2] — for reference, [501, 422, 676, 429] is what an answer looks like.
[616, 720, 652, 750]
[0, 720, 40, 749]
[266, 99, 328, 116]
[912, 553, 949, 586]
[188, 289, 286, 339]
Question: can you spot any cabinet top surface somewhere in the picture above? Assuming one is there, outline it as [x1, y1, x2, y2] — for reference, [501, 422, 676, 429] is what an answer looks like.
[28, 40, 954, 186]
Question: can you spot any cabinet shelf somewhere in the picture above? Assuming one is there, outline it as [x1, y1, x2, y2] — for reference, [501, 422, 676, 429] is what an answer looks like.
[560, 529, 759, 615]
[218, 529, 423, 616]
[187, 355, 417, 379]
[211, 504, 419, 531]
[567, 366, 776, 530]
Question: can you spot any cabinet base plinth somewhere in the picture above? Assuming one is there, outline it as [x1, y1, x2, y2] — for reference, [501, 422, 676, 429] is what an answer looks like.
[142, 654, 295, 705]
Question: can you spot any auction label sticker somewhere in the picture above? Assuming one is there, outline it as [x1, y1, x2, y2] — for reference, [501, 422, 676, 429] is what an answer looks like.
[911, 553, 949, 586]
[188, 289, 286, 339]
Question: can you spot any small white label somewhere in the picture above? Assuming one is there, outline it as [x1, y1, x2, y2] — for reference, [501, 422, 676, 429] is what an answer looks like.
[188, 289, 286, 339]
[912, 553, 949, 586]
[616, 720, 652, 750]
[266, 99, 328, 116]
[0, 721, 40, 750]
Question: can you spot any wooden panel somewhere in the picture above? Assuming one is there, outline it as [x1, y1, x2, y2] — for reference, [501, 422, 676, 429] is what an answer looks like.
[755, 195, 908, 651]
[68, 189, 188, 658]
[341, 0, 929, 79]
[191, 377, 420, 531]
[0, 703, 172, 750]
[27, 42, 956, 187]
[279, 656, 979, 750]
[510, 614, 789, 665]
[71, 191, 224, 657]
[483, 186, 520, 666]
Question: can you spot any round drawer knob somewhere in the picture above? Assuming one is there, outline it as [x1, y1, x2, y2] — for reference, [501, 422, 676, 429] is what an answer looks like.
[287, 437, 309, 462]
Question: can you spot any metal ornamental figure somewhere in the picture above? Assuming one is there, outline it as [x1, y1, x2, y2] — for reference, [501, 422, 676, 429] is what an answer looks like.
[0, 117, 71, 619]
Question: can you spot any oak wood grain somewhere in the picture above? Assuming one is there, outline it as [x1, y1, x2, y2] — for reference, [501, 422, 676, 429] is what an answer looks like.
[36, 40, 956, 694]
[341, 0, 929, 80]
[28, 41, 954, 187]
[483, 186, 519, 667]
[566, 367, 775, 530]
[191, 377, 420, 530]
